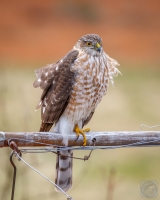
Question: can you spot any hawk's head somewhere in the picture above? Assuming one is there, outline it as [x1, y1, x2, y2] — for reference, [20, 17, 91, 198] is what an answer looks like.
[74, 34, 103, 56]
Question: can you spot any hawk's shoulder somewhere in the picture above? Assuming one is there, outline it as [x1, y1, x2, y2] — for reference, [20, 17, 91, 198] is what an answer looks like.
[33, 50, 79, 90]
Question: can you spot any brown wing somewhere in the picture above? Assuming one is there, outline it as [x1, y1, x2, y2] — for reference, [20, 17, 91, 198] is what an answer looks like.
[82, 110, 95, 128]
[33, 50, 79, 132]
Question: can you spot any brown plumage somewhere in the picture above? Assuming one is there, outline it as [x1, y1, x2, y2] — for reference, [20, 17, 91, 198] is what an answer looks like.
[33, 50, 79, 131]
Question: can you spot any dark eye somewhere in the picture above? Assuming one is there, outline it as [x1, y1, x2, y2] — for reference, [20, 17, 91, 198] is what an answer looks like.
[86, 42, 92, 46]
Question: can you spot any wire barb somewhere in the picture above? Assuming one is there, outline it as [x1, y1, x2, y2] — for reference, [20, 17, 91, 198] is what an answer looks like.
[83, 137, 96, 161]
[8, 140, 22, 159]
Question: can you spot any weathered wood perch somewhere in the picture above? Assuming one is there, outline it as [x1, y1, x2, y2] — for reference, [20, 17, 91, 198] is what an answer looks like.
[0, 131, 160, 148]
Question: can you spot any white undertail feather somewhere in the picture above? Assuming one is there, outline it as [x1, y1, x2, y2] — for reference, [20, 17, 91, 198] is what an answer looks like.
[54, 115, 74, 145]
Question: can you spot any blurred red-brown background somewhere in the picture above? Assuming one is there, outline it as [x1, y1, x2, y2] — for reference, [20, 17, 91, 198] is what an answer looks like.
[0, 0, 160, 63]
[0, 2, 160, 200]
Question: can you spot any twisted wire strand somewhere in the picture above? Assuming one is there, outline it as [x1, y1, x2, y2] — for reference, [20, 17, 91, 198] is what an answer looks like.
[140, 124, 160, 131]
[14, 137, 160, 161]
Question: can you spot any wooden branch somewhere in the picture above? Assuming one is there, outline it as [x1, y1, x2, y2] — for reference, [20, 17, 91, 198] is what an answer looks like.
[0, 131, 160, 148]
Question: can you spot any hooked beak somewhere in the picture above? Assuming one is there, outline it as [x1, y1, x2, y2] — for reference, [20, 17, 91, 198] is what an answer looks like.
[95, 43, 101, 52]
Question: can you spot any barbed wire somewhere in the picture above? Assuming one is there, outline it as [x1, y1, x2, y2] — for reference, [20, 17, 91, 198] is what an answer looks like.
[7, 123, 160, 200]
[11, 138, 160, 153]
[6, 123, 160, 161]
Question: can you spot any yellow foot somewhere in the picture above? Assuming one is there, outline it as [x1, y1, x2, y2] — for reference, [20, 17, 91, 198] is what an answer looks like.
[73, 124, 90, 146]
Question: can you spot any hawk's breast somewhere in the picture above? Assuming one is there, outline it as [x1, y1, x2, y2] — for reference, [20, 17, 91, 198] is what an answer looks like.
[64, 51, 109, 122]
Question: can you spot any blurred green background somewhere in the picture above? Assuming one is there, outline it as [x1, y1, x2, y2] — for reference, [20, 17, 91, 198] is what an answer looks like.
[0, 1, 160, 200]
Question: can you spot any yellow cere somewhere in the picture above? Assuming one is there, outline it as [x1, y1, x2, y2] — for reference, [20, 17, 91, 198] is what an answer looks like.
[96, 43, 101, 48]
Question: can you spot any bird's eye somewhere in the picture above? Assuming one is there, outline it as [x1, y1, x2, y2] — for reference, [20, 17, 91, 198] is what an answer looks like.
[86, 42, 92, 46]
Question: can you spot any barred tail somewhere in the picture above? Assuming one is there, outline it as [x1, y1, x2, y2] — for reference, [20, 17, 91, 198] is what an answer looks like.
[55, 150, 73, 192]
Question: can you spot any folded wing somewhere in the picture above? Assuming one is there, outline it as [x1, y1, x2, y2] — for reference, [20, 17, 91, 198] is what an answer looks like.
[33, 50, 79, 131]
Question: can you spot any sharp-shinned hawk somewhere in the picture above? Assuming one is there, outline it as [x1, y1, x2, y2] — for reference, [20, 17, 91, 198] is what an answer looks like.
[33, 34, 120, 192]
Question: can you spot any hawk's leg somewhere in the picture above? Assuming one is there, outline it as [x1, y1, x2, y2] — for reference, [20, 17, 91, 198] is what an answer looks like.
[74, 124, 90, 146]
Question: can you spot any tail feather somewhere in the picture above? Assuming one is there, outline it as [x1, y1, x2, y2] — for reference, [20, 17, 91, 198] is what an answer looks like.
[55, 150, 73, 192]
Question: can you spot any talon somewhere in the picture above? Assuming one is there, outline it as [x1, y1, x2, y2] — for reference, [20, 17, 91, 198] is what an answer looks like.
[73, 124, 90, 146]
